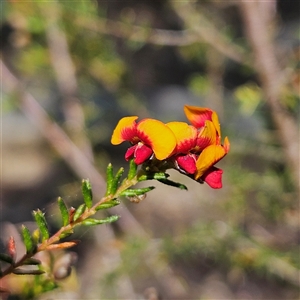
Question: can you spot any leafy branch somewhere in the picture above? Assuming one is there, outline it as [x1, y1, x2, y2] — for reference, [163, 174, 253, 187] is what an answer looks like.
[0, 159, 186, 283]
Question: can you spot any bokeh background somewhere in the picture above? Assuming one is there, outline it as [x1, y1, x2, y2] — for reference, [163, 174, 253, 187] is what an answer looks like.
[1, 1, 299, 299]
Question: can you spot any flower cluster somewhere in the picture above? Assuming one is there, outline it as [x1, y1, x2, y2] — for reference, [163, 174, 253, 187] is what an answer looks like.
[111, 105, 230, 189]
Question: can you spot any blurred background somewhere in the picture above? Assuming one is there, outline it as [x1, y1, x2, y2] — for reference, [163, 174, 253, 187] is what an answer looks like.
[1, 0, 299, 299]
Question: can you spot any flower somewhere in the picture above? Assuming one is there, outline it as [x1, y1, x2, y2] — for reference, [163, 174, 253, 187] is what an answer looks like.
[184, 105, 221, 143]
[194, 137, 230, 188]
[111, 116, 177, 164]
[166, 120, 218, 174]
[183, 105, 230, 189]
[111, 105, 230, 189]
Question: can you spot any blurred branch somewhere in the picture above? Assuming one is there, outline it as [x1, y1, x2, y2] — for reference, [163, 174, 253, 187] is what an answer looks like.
[43, 4, 77, 99]
[239, 1, 300, 193]
[74, 11, 248, 66]
[170, 2, 248, 65]
[41, 2, 94, 161]
[206, 48, 225, 118]
[74, 15, 195, 46]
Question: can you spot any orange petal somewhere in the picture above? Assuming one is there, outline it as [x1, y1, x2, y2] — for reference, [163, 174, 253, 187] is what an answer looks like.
[137, 119, 177, 160]
[166, 122, 197, 153]
[111, 116, 138, 145]
[184, 105, 221, 137]
[184, 105, 213, 127]
[194, 144, 226, 179]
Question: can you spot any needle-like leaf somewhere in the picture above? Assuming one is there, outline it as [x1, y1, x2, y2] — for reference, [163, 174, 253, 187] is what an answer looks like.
[33, 210, 49, 241]
[82, 179, 93, 208]
[57, 197, 69, 226]
[105, 163, 114, 196]
[21, 225, 35, 254]
[120, 186, 155, 197]
[81, 215, 119, 226]
[73, 204, 86, 222]
[95, 199, 120, 211]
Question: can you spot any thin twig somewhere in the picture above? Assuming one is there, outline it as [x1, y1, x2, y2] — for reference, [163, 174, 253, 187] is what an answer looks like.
[170, 2, 248, 65]
[41, 2, 94, 161]
[239, 1, 300, 193]
[74, 11, 248, 66]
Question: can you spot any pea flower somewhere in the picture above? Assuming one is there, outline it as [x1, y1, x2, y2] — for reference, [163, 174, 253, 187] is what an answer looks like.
[183, 105, 230, 189]
[111, 105, 229, 189]
[194, 137, 230, 188]
[166, 120, 217, 174]
[111, 116, 177, 164]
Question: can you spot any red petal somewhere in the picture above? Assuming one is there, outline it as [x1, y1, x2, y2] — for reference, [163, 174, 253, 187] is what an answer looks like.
[134, 144, 153, 164]
[201, 167, 223, 189]
[176, 154, 197, 174]
[125, 145, 137, 161]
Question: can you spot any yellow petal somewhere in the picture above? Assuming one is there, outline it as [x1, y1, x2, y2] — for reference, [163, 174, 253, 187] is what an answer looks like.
[137, 119, 177, 160]
[166, 122, 197, 153]
[111, 116, 138, 145]
[195, 145, 226, 179]
[211, 111, 221, 138]
[197, 120, 217, 148]
[223, 136, 230, 153]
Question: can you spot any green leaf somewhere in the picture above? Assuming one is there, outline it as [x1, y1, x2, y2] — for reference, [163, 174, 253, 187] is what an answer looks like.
[23, 258, 41, 265]
[154, 172, 170, 180]
[58, 197, 69, 226]
[59, 229, 74, 239]
[82, 179, 93, 208]
[73, 204, 86, 222]
[158, 178, 188, 190]
[138, 174, 150, 181]
[111, 167, 125, 194]
[106, 166, 125, 195]
[32, 229, 40, 245]
[138, 172, 170, 181]
[21, 225, 35, 253]
[0, 253, 14, 264]
[105, 163, 114, 196]
[33, 210, 49, 241]
[120, 186, 155, 197]
[128, 159, 138, 180]
[95, 199, 120, 211]
[81, 215, 119, 226]
[13, 269, 45, 275]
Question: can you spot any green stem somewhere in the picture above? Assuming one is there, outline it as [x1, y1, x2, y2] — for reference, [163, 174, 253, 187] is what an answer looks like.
[0, 175, 139, 278]
[38, 176, 138, 251]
